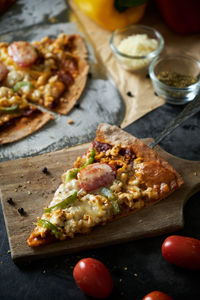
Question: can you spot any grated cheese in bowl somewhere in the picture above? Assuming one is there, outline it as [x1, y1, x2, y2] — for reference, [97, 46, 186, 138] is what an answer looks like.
[118, 34, 158, 57]
[110, 25, 164, 72]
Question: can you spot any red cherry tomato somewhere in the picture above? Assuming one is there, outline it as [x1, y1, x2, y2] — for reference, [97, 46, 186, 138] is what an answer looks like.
[161, 235, 200, 270]
[73, 258, 113, 298]
[143, 291, 174, 300]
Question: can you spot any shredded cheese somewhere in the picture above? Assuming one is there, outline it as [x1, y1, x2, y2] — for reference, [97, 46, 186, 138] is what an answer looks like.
[117, 34, 158, 71]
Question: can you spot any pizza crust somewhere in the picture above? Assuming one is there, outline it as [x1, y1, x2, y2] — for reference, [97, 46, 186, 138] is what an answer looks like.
[0, 110, 53, 144]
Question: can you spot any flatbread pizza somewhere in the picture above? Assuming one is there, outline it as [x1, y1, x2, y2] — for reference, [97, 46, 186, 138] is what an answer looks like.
[27, 123, 183, 247]
[0, 33, 89, 144]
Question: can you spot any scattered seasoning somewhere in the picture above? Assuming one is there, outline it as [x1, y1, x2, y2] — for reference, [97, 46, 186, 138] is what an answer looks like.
[42, 167, 48, 174]
[146, 73, 150, 79]
[27, 191, 32, 195]
[74, 103, 80, 109]
[126, 91, 134, 97]
[88, 72, 92, 79]
[7, 197, 14, 205]
[154, 92, 158, 96]
[18, 207, 25, 215]
[157, 71, 198, 88]
[68, 119, 74, 125]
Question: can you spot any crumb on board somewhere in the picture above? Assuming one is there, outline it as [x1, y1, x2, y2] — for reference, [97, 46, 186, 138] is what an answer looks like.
[68, 119, 74, 125]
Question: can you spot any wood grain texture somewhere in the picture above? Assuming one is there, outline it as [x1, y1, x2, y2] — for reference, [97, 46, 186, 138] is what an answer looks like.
[0, 140, 200, 263]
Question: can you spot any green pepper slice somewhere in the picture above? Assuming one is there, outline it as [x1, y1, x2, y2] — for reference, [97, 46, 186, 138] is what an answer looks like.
[80, 148, 96, 169]
[37, 219, 61, 239]
[44, 191, 77, 213]
[0, 104, 19, 113]
[65, 168, 79, 183]
[13, 81, 34, 92]
[65, 148, 96, 183]
[101, 187, 120, 215]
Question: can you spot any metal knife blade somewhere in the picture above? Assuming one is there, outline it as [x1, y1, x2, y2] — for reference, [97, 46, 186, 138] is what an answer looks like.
[149, 94, 200, 148]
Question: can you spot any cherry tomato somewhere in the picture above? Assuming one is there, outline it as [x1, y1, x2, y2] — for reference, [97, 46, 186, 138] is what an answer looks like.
[143, 291, 174, 300]
[161, 235, 200, 270]
[73, 258, 113, 298]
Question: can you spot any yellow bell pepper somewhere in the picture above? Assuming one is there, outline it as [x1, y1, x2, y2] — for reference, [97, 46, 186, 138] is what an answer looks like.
[73, 0, 147, 31]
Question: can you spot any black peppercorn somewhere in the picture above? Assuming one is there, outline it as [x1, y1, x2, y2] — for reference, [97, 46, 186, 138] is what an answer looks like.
[18, 207, 24, 215]
[42, 167, 48, 174]
[126, 91, 134, 97]
[74, 103, 80, 109]
[7, 197, 14, 205]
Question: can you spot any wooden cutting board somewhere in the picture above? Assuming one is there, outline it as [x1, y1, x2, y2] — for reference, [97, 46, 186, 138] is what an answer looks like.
[0, 139, 200, 264]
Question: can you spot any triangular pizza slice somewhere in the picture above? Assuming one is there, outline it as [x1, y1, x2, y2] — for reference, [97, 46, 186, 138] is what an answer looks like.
[27, 123, 183, 247]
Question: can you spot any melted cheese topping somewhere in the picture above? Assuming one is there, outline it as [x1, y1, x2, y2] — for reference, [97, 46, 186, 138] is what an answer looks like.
[37, 145, 165, 240]
[0, 33, 78, 111]
[39, 177, 113, 238]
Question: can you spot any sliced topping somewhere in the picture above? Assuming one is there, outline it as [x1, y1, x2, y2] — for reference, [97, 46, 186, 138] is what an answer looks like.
[58, 69, 74, 87]
[0, 62, 8, 82]
[0, 104, 19, 113]
[8, 41, 38, 67]
[13, 81, 34, 92]
[78, 163, 116, 192]
[65, 148, 96, 182]
[92, 140, 112, 153]
[37, 219, 61, 239]
[44, 191, 77, 213]
[100, 187, 120, 215]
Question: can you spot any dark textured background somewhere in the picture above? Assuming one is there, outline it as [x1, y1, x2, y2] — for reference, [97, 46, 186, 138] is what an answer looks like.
[0, 1, 200, 299]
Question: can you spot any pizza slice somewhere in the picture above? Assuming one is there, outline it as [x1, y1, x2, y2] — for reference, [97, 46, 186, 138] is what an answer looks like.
[0, 33, 89, 114]
[27, 123, 183, 247]
[0, 86, 53, 144]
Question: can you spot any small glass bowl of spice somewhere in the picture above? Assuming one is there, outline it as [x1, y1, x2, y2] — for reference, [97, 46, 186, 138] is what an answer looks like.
[110, 24, 164, 72]
[149, 54, 200, 105]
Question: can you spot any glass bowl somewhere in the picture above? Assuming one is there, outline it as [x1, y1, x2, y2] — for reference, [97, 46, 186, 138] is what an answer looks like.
[110, 24, 164, 72]
[149, 54, 200, 105]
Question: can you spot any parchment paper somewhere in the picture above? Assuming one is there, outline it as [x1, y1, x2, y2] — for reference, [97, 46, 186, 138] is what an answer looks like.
[69, 0, 200, 128]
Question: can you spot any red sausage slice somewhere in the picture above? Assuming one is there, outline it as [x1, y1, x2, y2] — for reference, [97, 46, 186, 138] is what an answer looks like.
[0, 62, 8, 82]
[78, 163, 116, 192]
[8, 41, 38, 67]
